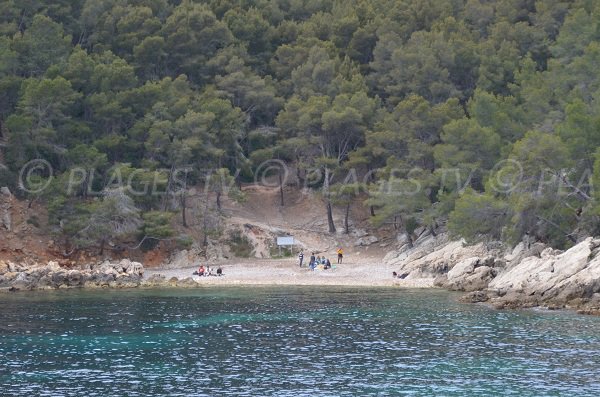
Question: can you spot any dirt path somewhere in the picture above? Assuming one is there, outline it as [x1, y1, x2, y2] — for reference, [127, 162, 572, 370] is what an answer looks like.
[219, 184, 393, 259]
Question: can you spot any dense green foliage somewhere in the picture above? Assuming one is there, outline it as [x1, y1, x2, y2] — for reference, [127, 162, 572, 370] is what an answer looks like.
[1, 0, 599, 252]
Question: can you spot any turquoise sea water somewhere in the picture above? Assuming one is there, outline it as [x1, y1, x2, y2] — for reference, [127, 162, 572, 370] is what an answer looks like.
[1, 287, 599, 396]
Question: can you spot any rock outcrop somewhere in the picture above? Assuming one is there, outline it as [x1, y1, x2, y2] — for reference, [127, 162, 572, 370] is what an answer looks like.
[0, 258, 210, 292]
[354, 235, 379, 246]
[441, 256, 499, 292]
[0, 259, 147, 292]
[386, 233, 600, 313]
[385, 233, 498, 279]
[485, 237, 600, 311]
[161, 248, 204, 269]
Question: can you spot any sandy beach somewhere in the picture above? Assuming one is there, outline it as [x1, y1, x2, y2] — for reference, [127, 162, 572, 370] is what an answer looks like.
[144, 257, 435, 288]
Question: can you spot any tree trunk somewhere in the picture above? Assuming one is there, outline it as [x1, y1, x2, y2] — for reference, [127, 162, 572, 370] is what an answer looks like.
[344, 203, 350, 234]
[367, 166, 376, 217]
[81, 170, 90, 199]
[216, 190, 221, 211]
[180, 172, 188, 228]
[236, 172, 242, 190]
[324, 167, 336, 233]
[296, 164, 305, 189]
[279, 170, 285, 206]
[326, 200, 336, 234]
[181, 190, 187, 227]
[202, 196, 210, 248]
[63, 236, 72, 257]
[99, 238, 105, 256]
[162, 166, 174, 211]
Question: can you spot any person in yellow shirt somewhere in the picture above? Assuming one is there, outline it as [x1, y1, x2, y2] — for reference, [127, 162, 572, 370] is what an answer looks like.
[337, 248, 344, 264]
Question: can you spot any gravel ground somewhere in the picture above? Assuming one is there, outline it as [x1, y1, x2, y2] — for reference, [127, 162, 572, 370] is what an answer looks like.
[144, 257, 435, 288]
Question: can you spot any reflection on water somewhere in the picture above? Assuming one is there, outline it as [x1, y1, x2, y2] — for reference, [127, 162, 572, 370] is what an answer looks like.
[1, 287, 599, 396]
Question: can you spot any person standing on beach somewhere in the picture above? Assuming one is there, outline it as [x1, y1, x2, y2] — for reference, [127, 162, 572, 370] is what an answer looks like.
[298, 251, 304, 267]
[337, 248, 344, 264]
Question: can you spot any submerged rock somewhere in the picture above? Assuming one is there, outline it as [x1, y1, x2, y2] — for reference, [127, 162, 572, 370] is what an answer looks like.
[459, 290, 489, 303]
[142, 274, 168, 287]
[176, 277, 199, 288]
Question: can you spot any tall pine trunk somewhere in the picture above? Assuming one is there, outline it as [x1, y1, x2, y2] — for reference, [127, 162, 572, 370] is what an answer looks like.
[181, 190, 187, 227]
[99, 238, 105, 256]
[279, 169, 284, 206]
[180, 172, 188, 228]
[344, 202, 350, 234]
[324, 167, 336, 233]
[327, 201, 336, 233]
[202, 196, 210, 248]
[162, 166, 175, 211]
[367, 166, 376, 217]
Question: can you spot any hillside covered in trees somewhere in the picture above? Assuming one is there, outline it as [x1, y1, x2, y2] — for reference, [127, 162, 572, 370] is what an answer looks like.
[1, 0, 600, 256]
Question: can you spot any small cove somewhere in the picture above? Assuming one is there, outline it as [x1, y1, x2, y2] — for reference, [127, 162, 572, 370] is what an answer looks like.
[1, 287, 599, 396]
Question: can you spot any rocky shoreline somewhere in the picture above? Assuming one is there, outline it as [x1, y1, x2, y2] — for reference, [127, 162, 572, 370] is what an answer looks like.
[0, 259, 171, 292]
[3, 233, 600, 316]
[385, 231, 600, 315]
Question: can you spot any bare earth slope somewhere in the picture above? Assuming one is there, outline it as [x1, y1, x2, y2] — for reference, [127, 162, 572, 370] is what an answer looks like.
[220, 184, 388, 257]
[147, 184, 411, 286]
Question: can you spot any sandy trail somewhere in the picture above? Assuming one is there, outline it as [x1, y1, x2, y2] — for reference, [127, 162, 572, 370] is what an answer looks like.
[145, 257, 435, 288]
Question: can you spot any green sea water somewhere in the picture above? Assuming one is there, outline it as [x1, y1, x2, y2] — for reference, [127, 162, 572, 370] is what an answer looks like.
[1, 287, 599, 396]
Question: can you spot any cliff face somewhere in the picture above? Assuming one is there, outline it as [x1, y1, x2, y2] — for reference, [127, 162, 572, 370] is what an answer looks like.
[385, 232, 600, 314]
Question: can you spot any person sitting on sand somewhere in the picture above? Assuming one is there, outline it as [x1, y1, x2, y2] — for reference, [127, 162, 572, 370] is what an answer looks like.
[393, 271, 398, 278]
[198, 265, 205, 277]
[325, 258, 331, 269]
[217, 267, 223, 276]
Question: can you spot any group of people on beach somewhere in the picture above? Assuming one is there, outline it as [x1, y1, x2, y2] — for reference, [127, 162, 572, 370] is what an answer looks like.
[298, 248, 344, 271]
[194, 265, 223, 277]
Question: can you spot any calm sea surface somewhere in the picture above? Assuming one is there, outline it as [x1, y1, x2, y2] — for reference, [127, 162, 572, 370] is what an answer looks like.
[1, 287, 599, 396]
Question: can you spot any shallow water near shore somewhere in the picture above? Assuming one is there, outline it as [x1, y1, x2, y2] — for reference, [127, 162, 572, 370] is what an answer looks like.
[1, 287, 599, 396]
